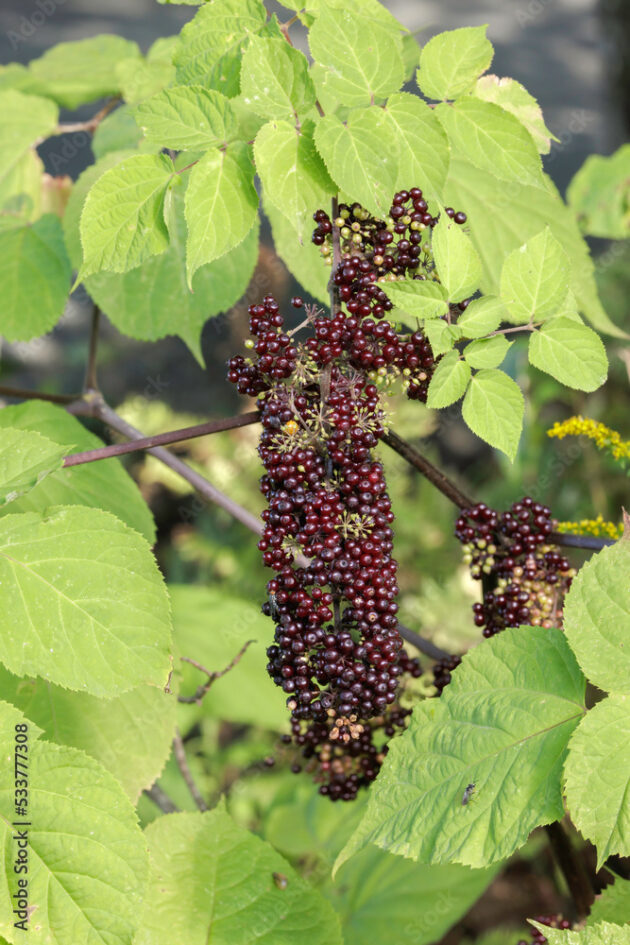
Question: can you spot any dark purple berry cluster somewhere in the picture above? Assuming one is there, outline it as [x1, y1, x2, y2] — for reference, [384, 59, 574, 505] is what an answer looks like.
[312, 190, 468, 402]
[226, 187, 474, 797]
[455, 497, 574, 639]
[228, 296, 423, 799]
[517, 914, 571, 944]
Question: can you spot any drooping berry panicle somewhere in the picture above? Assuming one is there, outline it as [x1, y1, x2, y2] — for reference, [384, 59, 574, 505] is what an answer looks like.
[227, 188, 464, 798]
[455, 496, 575, 639]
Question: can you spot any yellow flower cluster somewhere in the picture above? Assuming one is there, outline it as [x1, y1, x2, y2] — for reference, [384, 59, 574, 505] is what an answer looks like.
[557, 516, 623, 540]
[547, 416, 630, 462]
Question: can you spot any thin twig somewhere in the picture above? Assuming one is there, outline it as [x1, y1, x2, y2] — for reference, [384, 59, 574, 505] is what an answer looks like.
[94, 398, 265, 537]
[551, 531, 613, 551]
[50, 97, 121, 138]
[545, 821, 595, 919]
[172, 729, 208, 812]
[398, 623, 449, 661]
[63, 411, 260, 468]
[83, 304, 101, 393]
[382, 429, 475, 509]
[178, 640, 255, 704]
[143, 783, 180, 814]
[0, 385, 79, 405]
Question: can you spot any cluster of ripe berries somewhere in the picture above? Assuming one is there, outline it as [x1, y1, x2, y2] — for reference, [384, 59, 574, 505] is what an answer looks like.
[432, 499, 574, 693]
[311, 191, 467, 401]
[227, 188, 475, 798]
[517, 915, 571, 944]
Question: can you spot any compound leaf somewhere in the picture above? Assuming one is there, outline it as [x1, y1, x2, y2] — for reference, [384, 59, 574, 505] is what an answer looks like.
[0, 214, 71, 341]
[0, 701, 148, 945]
[241, 36, 315, 120]
[436, 98, 543, 188]
[135, 86, 238, 150]
[254, 119, 335, 239]
[78, 152, 174, 281]
[383, 92, 450, 204]
[184, 143, 258, 285]
[0, 428, 67, 507]
[432, 214, 482, 302]
[314, 108, 398, 218]
[336, 627, 585, 871]
[0, 505, 172, 697]
[564, 694, 630, 867]
[0, 401, 156, 544]
[500, 228, 571, 324]
[417, 26, 493, 101]
[563, 538, 630, 695]
[135, 807, 343, 945]
[426, 351, 471, 408]
[462, 368, 524, 460]
[309, 7, 404, 107]
[528, 317, 607, 392]
[28, 35, 141, 108]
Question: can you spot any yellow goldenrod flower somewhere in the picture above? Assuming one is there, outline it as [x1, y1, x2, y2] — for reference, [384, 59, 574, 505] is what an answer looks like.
[547, 416, 630, 463]
[557, 516, 623, 540]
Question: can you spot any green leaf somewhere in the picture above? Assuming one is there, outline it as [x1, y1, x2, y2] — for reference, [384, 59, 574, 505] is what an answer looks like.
[587, 877, 630, 926]
[264, 196, 329, 305]
[0, 214, 71, 341]
[382, 279, 449, 319]
[383, 92, 450, 204]
[528, 317, 608, 392]
[457, 295, 506, 338]
[500, 227, 571, 323]
[0, 428, 67, 506]
[309, 8, 404, 108]
[78, 152, 174, 281]
[563, 538, 630, 695]
[0, 147, 44, 222]
[436, 98, 543, 187]
[0, 401, 156, 543]
[135, 807, 344, 945]
[531, 921, 630, 944]
[426, 351, 471, 408]
[254, 120, 335, 240]
[432, 214, 482, 302]
[417, 26, 493, 101]
[336, 626, 585, 871]
[170, 585, 287, 730]
[0, 665, 176, 803]
[65, 155, 259, 361]
[92, 106, 145, 159]
[185, 143, 258, 285]
[564, 694, 630, 867]
[263, 782, 499, 945]
[473, 74, 556, 154]
[333, 845, 498, 945]
[443, 156, 625, 338]
[0, 506, 172, 697]
[0, 701, 148, 945]
[241, 36, 315, 120]
[135, 86, 238, 150]
[314, 108, 398, 218]
[0, 90, 58, 185]
[464, 334, 512, 369]
[29, 35, 141, 109]
[567, 144, 630, 239]
[115, 55, 175, 105]
[462, 368, 524, 460]
[300, 0, 407, 33]
[174, 0, 268, 95]
[424, 319, 463, 356]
